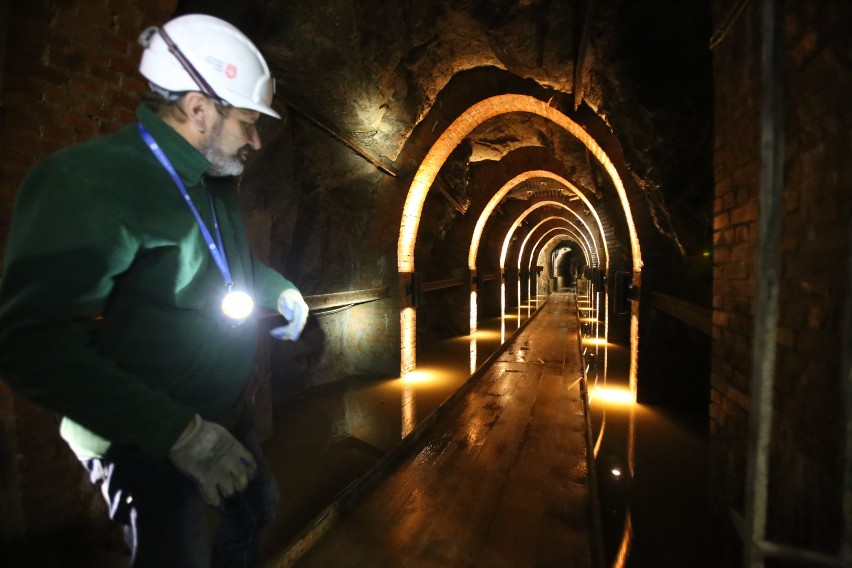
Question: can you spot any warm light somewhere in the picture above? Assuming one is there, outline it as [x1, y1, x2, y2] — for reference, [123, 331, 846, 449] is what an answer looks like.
[590, 386, 635, 405]
[612, 510, 633, 568]
[403, 370, 433, 384]
[500, 282, 506, 343]
[470, 291, 478, 375]
[582, 337, 608, 347]
[471, 170, 610, 272]
[580, 317, 598, 323]
[400, 306, 416, 377]
[221, 290, 254, 320]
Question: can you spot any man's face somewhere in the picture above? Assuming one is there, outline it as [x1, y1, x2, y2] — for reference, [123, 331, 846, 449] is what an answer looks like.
[200, 106, 262, 177]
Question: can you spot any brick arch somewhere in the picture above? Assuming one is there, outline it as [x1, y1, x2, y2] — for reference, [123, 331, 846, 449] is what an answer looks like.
[501, 202, 599, 270]
[516, 217, 591, 268]
[398, 95, 639, 274]
[468, 170, 608, 272]
[399, 94, 642, 378]
[529, 230, 580, 274]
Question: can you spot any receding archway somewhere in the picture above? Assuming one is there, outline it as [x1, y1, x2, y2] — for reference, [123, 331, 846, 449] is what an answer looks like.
[397, 94, 642, 390]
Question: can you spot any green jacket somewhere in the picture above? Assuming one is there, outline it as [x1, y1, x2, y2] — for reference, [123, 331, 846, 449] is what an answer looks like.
[0, 105, 296, 458]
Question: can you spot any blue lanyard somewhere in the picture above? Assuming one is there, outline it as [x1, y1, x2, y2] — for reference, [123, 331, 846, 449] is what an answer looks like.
[137, 123, 234, 288]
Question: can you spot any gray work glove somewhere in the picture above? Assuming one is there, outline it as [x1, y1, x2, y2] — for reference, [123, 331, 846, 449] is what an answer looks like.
[168, 415, 257, 507]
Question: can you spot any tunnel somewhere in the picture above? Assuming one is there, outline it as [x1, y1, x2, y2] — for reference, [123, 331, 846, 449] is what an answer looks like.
[0, 1, 850, 567]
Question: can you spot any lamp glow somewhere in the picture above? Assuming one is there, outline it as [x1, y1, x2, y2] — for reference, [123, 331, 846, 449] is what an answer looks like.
[221, 290, 254, 320]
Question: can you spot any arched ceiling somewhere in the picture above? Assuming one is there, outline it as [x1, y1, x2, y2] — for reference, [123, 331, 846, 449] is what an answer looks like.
[176, 0, 713, 294]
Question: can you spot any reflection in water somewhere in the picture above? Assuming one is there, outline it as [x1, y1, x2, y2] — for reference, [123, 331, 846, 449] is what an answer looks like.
[401, 382, 416, 437]
[581, 280, 636, 566]
[500, 283, 506, 344]
[612, 511, 633, 568]
[590, 386, 635, 405]
[262, 283, 706, 566]
[260, 295, 542, 563]
[517, 280, 522, 323]
[470, 291, 477, 375]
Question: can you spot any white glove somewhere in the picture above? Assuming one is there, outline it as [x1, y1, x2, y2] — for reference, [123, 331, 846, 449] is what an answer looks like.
[271, 288, 309, 341]
[168, 415, 257, 507]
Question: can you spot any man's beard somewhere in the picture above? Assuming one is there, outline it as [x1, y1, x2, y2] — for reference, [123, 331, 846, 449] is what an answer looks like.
[200, 118, 249, 177]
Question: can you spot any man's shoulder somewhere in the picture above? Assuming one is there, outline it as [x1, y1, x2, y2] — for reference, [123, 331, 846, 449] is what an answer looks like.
[46, 124, 141, 167]
[21, 123, 156, 203]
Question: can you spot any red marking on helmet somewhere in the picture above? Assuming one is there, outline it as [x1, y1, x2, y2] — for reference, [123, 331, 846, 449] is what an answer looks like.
[225, 64, 238, 79]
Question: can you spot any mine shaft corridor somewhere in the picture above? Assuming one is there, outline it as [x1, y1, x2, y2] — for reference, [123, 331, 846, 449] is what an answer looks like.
[2, 2, 847, 567]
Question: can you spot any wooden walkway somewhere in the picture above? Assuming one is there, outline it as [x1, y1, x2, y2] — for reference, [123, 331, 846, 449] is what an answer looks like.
[267, 292, 600, 568]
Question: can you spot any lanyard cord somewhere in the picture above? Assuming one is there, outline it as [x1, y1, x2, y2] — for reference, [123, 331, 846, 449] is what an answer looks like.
[137, 123, 234, 288]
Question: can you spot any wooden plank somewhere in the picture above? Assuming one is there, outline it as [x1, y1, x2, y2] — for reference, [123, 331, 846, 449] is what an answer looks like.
[272, 293, 595, 568]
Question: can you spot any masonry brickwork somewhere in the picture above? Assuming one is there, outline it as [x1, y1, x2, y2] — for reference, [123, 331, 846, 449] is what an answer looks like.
[710, 0, 852, 561]
[0, 1, 176, 564]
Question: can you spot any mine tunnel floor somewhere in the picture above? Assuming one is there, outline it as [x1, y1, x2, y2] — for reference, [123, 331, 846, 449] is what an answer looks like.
[268, 292, 598, 567]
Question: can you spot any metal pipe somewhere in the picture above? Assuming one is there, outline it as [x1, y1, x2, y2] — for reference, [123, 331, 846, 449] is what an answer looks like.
[282, 96, 398, 177]
[841, 163, 852, 564]
[742, 0, 784, 565]
[709, 0, 753, 51]
[305, 286, 390, 310]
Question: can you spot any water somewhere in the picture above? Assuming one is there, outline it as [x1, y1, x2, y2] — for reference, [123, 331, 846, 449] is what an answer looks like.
[259, 303, 539, 561]
[259, 293, 710, 566]
[582, 297, 711, 567]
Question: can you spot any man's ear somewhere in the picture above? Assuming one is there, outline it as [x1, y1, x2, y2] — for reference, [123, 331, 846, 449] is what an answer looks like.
[180, 92, 213, 134]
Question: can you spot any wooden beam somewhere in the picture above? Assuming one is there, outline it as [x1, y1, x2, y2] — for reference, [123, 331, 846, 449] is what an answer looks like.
[648, 292, 710, 335]
[421, 278, 465, 293]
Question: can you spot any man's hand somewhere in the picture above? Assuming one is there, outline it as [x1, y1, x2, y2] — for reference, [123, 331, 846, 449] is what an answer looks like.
[271, 288, 309, 341]
[168, 415, 257, 506]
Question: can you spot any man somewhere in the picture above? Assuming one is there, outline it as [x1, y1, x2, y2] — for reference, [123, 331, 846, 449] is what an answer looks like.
[0, 14, 308, 567]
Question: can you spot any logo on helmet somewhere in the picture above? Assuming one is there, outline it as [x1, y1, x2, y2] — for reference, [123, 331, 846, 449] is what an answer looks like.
[225, 64, 238, 80]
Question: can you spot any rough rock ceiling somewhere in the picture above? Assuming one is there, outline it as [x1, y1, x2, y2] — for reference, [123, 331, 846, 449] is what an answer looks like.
[177, 0, 713, 260]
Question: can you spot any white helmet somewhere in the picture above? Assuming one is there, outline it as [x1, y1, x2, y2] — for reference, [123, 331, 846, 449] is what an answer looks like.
[139, 14, 280, 118]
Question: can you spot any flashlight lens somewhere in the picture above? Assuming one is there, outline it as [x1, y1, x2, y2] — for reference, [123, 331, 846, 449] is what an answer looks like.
[221, 290, 254, 320]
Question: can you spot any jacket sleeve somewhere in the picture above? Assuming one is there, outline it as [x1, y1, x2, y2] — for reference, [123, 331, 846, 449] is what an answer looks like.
[0, 159, 193, 458]
[252, 256, 299, 312]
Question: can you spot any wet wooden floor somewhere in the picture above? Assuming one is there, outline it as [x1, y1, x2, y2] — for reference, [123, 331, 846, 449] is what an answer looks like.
[267, 292, 599, 568]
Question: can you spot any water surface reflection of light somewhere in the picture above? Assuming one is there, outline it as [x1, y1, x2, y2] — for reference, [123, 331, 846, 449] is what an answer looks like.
[590, 386, 636, 405]
[403, 370, 433, 384]
[582, 337, 609, 347]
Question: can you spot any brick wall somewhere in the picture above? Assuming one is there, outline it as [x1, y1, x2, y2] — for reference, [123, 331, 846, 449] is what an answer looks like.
[0, 1, 176, 563]
[710, 0, 852, 562]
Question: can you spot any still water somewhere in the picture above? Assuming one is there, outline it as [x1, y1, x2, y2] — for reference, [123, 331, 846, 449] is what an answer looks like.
[259, 293, 709, 566]
[259, 301, 540, 561]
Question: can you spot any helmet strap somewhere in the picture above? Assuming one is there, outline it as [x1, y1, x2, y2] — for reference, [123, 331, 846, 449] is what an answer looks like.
[152, 26, 228, 107]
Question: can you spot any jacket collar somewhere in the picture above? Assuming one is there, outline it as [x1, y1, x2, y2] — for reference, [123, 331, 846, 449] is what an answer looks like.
[135, 104, 212, 187]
